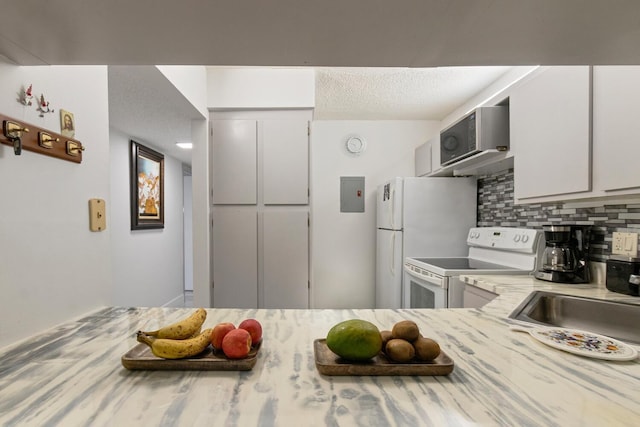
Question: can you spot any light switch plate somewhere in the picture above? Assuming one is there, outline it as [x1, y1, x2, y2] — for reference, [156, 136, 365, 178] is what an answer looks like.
[612, 232, 638, 256]
[89, 198, 106, 232]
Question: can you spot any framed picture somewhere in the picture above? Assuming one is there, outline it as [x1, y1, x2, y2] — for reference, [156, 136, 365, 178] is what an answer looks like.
[130, 140, 164, 230]
[60, 109, 75, 138]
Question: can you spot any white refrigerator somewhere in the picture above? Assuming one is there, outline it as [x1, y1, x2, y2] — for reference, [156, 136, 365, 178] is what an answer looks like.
[375, 177, 477, 309]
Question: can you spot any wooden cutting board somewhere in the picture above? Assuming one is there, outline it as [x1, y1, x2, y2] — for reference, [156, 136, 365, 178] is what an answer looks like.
[313, 339, 454, 376]
[121, 343, 260, 371]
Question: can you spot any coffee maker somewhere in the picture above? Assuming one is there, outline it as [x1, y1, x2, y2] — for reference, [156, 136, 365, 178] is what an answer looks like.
[534, 225, 590, 283]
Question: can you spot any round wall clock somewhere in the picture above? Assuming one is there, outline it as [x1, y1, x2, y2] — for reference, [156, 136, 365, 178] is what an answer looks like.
[345, 135, 366, 155]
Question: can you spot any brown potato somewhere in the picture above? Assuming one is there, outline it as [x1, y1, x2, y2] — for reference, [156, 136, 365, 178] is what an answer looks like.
[413, 337, 441, 361]
[391, 320, 420, 341]
[385, 338, 415, 362]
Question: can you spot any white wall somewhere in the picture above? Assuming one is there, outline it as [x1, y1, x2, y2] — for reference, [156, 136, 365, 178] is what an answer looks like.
[153, 65, 209, 307]
[310, 120, 439, 308]
[207, 67, 315, 109]
[0, 64, 111, 349]
[183, 174, 193, 291]
[109, 128, 185, 307]
[191, 119, 211, 307]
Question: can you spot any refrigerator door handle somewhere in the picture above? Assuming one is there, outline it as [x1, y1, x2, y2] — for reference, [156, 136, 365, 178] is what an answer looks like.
[389, 232, 396, 275]
[390, 186, 396, 229]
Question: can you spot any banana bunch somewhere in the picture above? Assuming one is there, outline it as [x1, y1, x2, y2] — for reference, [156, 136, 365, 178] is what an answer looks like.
[141, 307, 207, 339]
[137, 308, 211, 359]
[137, 328, 213, 359]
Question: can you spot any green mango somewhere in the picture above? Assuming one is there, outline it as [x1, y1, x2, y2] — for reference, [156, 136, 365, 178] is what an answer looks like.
[326, 319, 382, 361]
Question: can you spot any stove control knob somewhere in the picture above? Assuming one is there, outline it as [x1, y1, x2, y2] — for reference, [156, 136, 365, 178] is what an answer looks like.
[521, 234, 529, 243]
[513, 235, 521, 242]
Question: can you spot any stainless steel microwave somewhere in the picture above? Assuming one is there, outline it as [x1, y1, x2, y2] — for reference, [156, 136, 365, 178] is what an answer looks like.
[440, 106, 509, 166]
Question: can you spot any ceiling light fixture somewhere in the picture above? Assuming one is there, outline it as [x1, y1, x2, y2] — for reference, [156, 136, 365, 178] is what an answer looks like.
[175, 142, 193, 149]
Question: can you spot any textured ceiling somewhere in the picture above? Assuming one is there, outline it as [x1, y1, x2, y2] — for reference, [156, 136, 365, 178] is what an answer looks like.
[314, 67, 513, 120]
[108, 66, 203, 165]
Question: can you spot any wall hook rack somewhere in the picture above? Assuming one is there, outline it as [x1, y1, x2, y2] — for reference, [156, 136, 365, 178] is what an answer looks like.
[3, 120, 28, 155]
[0, 113, 83, 163]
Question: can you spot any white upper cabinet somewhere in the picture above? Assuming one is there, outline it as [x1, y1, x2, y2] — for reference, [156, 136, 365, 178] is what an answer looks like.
[511, 66, 592, 202]
[415, 138, 434, 177]
[262, 120, 309, 205]
[592, 66, 640, 193]
[414, 141, 432, 177]
[212, 120, 257, 205]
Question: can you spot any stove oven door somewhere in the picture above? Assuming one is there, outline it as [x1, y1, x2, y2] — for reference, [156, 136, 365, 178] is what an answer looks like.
[403, 266, 447, 309]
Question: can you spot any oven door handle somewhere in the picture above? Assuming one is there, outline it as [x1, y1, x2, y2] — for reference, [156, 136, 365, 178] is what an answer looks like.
[404, 265, 447, 289]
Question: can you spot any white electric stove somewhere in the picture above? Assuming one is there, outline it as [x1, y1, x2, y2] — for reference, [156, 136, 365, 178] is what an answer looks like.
[403, 227, 543, 308]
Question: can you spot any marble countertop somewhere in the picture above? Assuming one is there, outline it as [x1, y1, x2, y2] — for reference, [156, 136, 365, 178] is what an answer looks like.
[1, 282, 639, 426]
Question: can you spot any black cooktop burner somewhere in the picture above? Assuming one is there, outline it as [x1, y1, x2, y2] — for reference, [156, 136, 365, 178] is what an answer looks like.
[412, 257, 513, 270]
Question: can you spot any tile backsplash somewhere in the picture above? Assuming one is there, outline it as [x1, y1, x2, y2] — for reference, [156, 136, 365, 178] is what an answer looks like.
[477, 168, 640, 262]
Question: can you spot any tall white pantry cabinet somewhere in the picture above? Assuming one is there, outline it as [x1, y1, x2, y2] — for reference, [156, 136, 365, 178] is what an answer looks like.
[211, 118, 310, 309]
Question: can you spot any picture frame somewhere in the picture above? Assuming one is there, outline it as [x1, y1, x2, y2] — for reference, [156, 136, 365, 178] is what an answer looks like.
[130, 140, 164, 230]
[60, 109, 75, 138]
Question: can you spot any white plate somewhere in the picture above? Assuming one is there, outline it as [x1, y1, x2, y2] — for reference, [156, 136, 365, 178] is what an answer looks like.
[510, 325, 638, 361]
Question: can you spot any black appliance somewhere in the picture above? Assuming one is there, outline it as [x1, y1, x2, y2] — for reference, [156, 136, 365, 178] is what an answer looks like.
[606, 257, 640, 296]
[534, 225, 590, 284]
[439, 106, 510, 166]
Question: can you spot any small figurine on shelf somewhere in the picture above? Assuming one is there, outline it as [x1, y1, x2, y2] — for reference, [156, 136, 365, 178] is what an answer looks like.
[18, 84, 34, 106]
[36, 93, 54, 117]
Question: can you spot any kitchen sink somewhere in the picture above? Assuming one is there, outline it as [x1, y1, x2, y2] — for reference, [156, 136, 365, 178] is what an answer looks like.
[508, 291, 640, 345]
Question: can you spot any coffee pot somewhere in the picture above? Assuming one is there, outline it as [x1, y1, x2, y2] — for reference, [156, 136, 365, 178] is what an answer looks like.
[534, 225, 590, 283]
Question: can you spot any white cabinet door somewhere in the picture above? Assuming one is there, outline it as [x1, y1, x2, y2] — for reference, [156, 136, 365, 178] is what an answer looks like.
[463, 285, 497, 309]
[593, 66, 640, 192]
[262, 120, 309, 205]
[511, 67, 591, 201]
[212, 120, 257, 204]
[212, 208, 258, 308]
[262, 211, 309, 308]
[414, 140, 432, 177]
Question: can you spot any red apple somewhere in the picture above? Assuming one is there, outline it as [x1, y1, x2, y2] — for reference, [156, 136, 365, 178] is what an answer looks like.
[210, 322, 236, 350]
[238, 318, 263, 345]
[222, 328, 252, 359]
